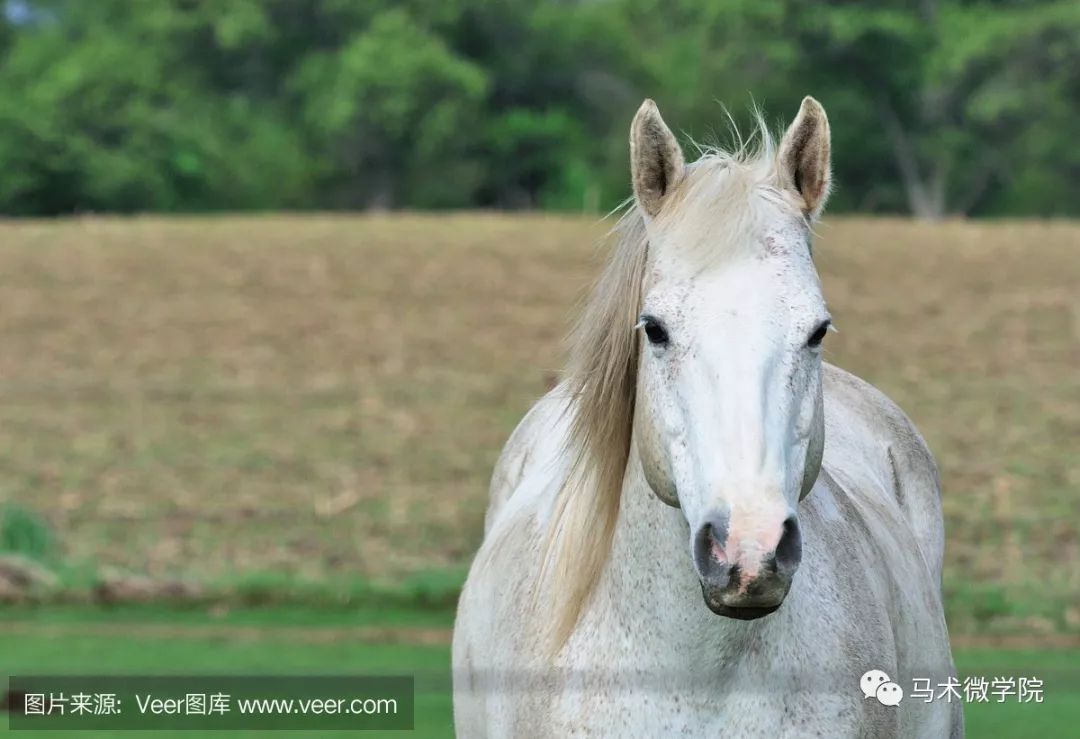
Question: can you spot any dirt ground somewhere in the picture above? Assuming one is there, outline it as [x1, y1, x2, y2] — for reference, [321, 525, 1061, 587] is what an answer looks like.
[0, 214, 1076, 631]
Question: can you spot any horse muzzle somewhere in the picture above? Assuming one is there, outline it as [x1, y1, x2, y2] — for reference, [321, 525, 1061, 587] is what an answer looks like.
[691, 508, 802, 619]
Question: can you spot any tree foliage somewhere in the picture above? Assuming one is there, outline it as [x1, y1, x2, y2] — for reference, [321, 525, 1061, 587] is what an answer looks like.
[0, 0, 1076, 217]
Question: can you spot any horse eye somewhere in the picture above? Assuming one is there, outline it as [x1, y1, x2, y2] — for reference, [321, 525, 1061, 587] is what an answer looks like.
[640, 317, 669, 347]
[807, 320, 830, 349]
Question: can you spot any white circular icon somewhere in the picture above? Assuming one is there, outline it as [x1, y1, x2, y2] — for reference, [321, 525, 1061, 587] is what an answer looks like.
[860, 669, 891, 700]
[876, 681, 904, 706]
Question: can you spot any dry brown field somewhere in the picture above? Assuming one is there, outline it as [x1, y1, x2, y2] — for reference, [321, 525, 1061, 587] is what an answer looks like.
[0, 214, 1076, 632]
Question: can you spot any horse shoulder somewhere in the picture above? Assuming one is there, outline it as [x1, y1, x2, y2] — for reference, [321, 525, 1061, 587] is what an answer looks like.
[484, 385, 573, 534]
[455, 390, 575, 737]
[822, 363, 946, 583]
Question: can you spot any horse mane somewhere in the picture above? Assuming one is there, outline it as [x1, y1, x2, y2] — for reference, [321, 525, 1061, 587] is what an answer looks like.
[535, 115, 780, 653]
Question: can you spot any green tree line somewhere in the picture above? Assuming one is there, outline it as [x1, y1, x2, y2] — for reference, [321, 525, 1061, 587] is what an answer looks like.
[0, 0, 1077, 217]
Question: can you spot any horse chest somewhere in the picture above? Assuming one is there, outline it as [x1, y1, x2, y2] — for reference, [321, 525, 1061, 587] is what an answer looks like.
[538, 682, 881, 738]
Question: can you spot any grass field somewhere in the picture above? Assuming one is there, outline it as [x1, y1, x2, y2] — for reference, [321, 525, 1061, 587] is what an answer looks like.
[0, 214, 1076, 633]
[1, 606, 1078, 737]
[0, 215, 1077, 736]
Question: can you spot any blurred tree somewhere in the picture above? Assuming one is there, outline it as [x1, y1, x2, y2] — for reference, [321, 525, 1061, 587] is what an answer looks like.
[291, 8, 488, 208]
[0, 0, 1075, 217]
[0, 0, 311, 213]
[781, 0, 1080, 218]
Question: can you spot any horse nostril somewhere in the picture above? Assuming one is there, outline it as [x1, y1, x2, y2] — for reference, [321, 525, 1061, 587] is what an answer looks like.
[704, 522, 725, 562]
[774, 516, 802, 573]
[692, 509, 730, 583]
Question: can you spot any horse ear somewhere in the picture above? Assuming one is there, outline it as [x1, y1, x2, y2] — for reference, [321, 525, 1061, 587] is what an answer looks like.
[630, 99, 685, 217]
[777, 96, 831, 220]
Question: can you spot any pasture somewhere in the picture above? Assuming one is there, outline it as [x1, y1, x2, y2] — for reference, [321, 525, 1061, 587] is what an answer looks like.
[0, 214, 1076, 630]
[0, 215, 1078, 735]
[1, 606, 1079, 737]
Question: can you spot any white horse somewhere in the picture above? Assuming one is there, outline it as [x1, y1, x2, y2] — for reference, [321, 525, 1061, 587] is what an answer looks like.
[453, 97, 962, 738]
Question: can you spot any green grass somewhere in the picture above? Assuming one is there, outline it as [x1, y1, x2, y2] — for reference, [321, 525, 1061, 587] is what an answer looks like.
[2, 607, 1078, 737]
[0, 603, 454, 630]
[956, 649, 1080, 736]
[6, 566, 467, 617]
[0, 505, 55, 562]
[0, 608, 453, 738]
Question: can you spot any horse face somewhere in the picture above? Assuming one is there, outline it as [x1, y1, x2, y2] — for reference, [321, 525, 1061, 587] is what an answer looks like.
[629, 99, 832, 619]
[634, 233, 828, 617]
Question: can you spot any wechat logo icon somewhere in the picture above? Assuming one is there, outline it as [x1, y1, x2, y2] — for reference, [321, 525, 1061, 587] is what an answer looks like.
[861, 669, 904, 706]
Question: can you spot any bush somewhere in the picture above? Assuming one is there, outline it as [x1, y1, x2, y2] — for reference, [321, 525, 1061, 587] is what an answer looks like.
[0, 505, 55, 562]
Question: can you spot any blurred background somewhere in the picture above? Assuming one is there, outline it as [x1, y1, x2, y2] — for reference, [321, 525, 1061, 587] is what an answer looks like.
[0, 0, 1079, 218]
[0, 1, 1077, 737]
